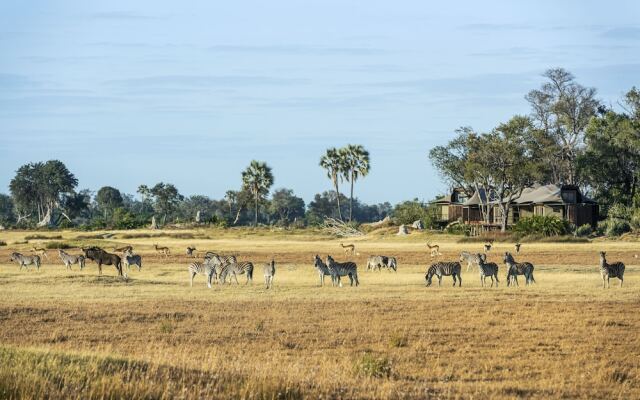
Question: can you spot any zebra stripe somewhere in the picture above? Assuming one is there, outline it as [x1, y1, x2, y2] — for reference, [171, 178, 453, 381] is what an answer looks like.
[503, 252, 535, 286]
[326, 255, 359, 287]
[313, 255, 332, 286]
[188, 261, 216, 288]
[123, 250, 142, 272]
[477, 253, 499, 287]
[10, 252, 41, 271]
[459, 251, 482, 272]
[599, 251, 625, 288]
[58, 249, 85, 270]
[263, 259, 276, 289]
[219, 262, 254, 285]
[425, 262, 461, 287]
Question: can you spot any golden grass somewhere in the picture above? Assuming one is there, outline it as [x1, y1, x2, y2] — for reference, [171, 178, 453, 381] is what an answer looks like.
[0, 228, 639, 399]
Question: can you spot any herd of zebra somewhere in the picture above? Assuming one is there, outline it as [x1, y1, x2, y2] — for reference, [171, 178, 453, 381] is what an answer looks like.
[6, 243, 626, 290]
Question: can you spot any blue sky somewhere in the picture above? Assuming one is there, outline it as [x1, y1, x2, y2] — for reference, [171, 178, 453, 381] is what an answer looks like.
[1, 1, 639, 205]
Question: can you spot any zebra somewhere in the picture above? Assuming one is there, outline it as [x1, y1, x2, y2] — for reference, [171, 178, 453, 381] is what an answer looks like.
[425, 262, 461, 287]
[459, 251, 482, 272]
[313, 255, 332, 286]
[477, 253, 499, 287]
[10, 252, 41, 271]
[263, 259, 276, 289]
[203, 251, 219, 259]
[326, 255, 359, 287]
[503, 252, 535, 286]
[219, 262, 254, 285]
[188, 260, 217, 288]
[599, 251, 625, 288]
[58, 249, 85, 270]
[204, 254, 237, 283]
[123, 250, 142, 272]
[367, 255, 397, 272]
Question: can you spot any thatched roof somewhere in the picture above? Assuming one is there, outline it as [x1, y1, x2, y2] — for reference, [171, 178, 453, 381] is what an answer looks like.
[463, 184, 595, 206]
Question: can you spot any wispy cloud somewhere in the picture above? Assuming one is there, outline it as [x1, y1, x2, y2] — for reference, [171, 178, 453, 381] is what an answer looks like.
[459, 23, 533, 31]
[207, 44, 386, 56]
[601, 26, 640, 40]
[105, 75, 308, 91]
[0, 73, 41, 90]
[89, 11, 158, 20]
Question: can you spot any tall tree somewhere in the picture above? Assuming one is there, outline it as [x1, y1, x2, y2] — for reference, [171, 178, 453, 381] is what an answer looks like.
[9, 160, 78, 226]
[138, 182, 183, 225]
[269, 188, 305, 225]
[0, 194, 15, 227]
[96, 186, 123, 219]
[525, 68, 599, 184]
[319, 148, 346, 221]
[342, 144, 370, 222]
[241, 161, 275, 226]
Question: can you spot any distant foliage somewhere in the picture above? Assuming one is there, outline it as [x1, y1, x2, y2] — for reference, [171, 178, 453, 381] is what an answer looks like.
[575, 224, 593, 237]
[392, 199, 434, 227]
[599, 219, 631, 237]
[514, 216, 570, 236]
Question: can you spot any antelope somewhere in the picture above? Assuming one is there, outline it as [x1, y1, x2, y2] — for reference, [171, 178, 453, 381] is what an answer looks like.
[426, 241, 441, 257]
[154, 244, 170, 258]
[340, 243, 355, 256]
[31, 247, 49, 260]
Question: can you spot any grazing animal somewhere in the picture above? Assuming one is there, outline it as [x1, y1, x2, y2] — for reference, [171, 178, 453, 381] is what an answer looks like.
[340, 243, 355, 255]
[477, 253, 499, 287]
[263, 259, 276, 289]
[313, 255, 332, 286]
[367, 255, 397, 272]
[219, 262, 254, 285]
[203, 251, 219, 259]
[82, 247, 123, 277]
[426, 241, 441, 257]
[123, 250, 142, 272]
[326, 255, 359, 287]
[599, 251, 625, 288]
[58, 249, 85, 270]
[10, 252, 41, 271]
[484, 243, 492, 252]
[114, 245, 133, 253]
[503, 252, 535, 286]
[31, 247, 49, 260]
[186, 247, 197, 258]
[515, 243, 521, 254]
[425, 262, 462, 287]
[459, 251, 482, 272]
[154, 244, 170, 258]
[188, 261, 217, 288]
[204, 254, 237, 283]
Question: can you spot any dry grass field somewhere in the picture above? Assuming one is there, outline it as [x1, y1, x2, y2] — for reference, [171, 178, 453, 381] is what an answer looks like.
[0, 228, 639, 399]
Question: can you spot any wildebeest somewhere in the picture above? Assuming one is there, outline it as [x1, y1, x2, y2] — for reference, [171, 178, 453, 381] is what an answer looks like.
[82, 246, 123, 277]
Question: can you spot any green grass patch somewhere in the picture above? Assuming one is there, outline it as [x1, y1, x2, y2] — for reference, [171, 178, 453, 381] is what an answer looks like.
[24, 234, 62, 240]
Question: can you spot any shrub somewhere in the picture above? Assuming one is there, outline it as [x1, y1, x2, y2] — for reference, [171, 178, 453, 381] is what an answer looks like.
[607, 203, 631, 220]
[24, 234, 62, 240]
[392, 200, 434, 227]
[575, 224, 593, 237]
[353, 353, 393, 378]
[514, 215, 570, 236]
[388, 333, 408, 348]
[445, 221, 470, 236]
[45, 242, 73, 249]
[0, 240, 6, 246]
[601, 219, 631, 237]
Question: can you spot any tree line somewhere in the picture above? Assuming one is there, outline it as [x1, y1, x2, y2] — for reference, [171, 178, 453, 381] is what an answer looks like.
[429, 68, 640, 232]
[0, 146, 404, 230]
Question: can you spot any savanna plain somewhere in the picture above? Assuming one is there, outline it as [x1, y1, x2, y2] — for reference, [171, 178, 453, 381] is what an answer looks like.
[0, 228, 638, 399]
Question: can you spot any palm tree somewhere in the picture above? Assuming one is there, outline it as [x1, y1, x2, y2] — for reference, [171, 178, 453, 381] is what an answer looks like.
[241, 160, 274, 226]
[319, 148, 346, 221]
[342, 144, 370, 222]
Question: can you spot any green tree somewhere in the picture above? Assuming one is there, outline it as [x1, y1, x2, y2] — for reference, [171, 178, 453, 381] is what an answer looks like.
[137, 183, 183, 225]
[241, 161, 275, 226]
[96, 186, 123, 219]
[9, 160, 78, 226]
[0, 194, 15, 227]
[525, 68, 599, 185]
[342, 144, 370, 222]
[269, 188, 305, 225]
[319, 148, 346, 221]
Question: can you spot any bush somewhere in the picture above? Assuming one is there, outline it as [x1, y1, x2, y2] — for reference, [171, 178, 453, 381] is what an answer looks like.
[575, 224, 593, 237]
[392, 200, 434, 227]
[445, 221, 470, 236]
[0, 240, 6, 246]
[353, 353, 393, 378]
[600, 219, 631, 237]
[45, 242, 73, 249]
[607, 203, 631, 220]
[24, 234, 62, 240]
[514, 216, 570, 236]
